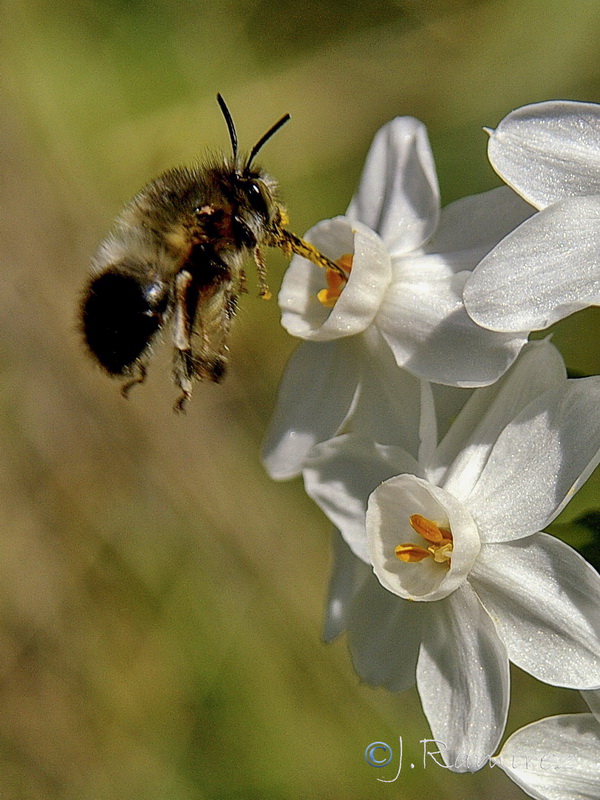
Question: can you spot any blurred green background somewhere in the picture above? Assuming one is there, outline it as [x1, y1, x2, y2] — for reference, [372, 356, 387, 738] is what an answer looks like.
[1, 0, 599, 797]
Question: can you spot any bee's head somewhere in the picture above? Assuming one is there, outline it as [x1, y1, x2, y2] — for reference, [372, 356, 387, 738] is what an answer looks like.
[217, 93, 289, 225]
[235, 168, 280, 224]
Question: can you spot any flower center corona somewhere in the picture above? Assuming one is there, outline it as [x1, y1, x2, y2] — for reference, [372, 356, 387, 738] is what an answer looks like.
[395, 514, 454, 565]
[317, 254, 353, 307]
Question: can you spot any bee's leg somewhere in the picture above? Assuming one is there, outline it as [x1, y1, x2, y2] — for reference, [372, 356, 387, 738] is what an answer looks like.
[173, 351, 196, 412]
[120, 362, 147, 398]
[269, 226, 349, 281]
[225, 290, 238, 323]
[172, 270, 196, 412]
[238, 267, 248, 295]
[215, 288, 237, 363]
[194, 284, 236, 383]
[172, 269, 234, 410]
[193, 327, 227, 384]
[253, 247, 271, 299]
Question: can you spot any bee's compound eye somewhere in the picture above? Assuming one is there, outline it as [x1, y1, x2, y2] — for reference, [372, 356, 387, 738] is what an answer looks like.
[245, 180, 270, 218]
[82, 271, 167, 375]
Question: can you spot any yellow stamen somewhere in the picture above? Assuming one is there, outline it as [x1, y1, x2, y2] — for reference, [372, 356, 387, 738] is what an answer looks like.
[317, 254, 353, 307]
[431, 542, 454, 563]
[409, 514, 452, 546]
[395, 514, 454, 566]
[395, 543, 431, 563]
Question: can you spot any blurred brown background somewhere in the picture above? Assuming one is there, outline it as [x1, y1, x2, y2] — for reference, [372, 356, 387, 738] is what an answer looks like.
[1, 1, 599, 797]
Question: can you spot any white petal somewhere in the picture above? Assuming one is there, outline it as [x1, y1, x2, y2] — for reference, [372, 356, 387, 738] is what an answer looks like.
[376, 269, 526, 386]
[466, 377, 600, 542]
[582, 689, 600, 723]
[417, 583, 510, 773]
[497, 714, 600, 800]
[437, 339, 566, 498]
[488, 100, 600, 209]
[347, 117, 440, 254]
[464, 196, 600, 332]
[345, 569, 426, 692]
[470, 534, 600, 688]
[342, 326, 423, 458]
[279, 217, 392, 340]
[424, 186, 535, 271]
[304, 435, 419, 563]
[417, 380, 438, 469]
[261, 339, 361, 480]
[323, 530, 371, 642]
[367, 475, 480, 601]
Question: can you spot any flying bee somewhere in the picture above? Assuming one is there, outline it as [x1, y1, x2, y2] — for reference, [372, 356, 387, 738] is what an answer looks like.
[81, 94, 347, 411]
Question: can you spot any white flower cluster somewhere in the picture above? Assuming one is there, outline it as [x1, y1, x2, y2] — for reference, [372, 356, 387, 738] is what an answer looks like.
[262, 102, 600, 797]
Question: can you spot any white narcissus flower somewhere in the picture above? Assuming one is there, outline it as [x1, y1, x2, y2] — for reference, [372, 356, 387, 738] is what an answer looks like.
[495, 714, 600, 800]
[464, 100, 600, 332]
[280, 117, 532, 384]
[311, 340, 600, 771]
[262, 324, 472, 480]
[263, 116, 532, 479]
[263, 328, 424, 480]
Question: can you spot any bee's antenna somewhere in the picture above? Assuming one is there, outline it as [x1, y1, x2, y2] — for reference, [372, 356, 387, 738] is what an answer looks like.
[246, 112, 291, 170]
[217, 93, 238, 160]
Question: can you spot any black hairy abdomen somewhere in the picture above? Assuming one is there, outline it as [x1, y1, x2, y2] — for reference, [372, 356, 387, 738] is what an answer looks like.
[82, 272, 165, 374]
